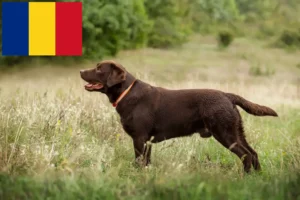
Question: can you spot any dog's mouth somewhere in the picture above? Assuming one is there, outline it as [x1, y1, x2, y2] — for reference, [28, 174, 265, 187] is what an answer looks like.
[84, 83, 103, 91]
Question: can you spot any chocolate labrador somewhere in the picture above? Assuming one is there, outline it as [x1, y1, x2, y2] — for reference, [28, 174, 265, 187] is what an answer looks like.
[80, 60, 278, 173]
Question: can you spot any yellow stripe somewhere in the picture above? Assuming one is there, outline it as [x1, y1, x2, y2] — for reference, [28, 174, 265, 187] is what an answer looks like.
[29, 2, 55, 56]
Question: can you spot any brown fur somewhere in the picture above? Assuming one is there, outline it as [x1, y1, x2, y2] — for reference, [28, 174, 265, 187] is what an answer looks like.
[80, 60, 278, 173]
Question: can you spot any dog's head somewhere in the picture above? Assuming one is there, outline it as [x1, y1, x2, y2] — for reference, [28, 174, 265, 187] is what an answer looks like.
[80, 60, 127, 93]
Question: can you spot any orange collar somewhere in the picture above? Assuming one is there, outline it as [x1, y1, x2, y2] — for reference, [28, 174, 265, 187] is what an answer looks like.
[112, 80, 136, 108]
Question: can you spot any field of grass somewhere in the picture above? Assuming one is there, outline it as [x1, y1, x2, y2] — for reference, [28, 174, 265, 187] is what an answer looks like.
[0, 35, 300, 200]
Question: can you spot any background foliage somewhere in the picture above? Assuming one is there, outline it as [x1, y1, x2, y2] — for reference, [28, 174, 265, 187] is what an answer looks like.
[0, 0, 300, 66]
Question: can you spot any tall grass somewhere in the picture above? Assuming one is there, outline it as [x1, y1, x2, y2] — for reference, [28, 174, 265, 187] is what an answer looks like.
[0, 36, 300, 199]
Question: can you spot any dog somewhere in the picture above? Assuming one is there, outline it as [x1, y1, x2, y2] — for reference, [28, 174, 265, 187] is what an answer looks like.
[80, 60, 278, 173]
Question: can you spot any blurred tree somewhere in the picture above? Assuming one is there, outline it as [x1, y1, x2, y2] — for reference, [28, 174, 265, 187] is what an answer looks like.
[198, 0, 240, 21]
[144, 0, 191, 48]
[82, 0, 151, 58]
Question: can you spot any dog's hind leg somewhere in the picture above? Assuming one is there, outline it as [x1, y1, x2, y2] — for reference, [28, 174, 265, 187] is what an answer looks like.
[236, 110, 261, 171]
[207, 116, 253, 173]
[238, 121, 261, 171]
[213, 130, 252, 173]
[240, 136, 261, 171]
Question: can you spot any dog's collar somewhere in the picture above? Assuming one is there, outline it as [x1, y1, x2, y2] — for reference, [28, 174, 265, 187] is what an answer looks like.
[112, 80, 136, 108]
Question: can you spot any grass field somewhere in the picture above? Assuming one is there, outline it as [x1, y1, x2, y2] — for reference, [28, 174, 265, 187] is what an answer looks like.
[0, 35, 300, 200]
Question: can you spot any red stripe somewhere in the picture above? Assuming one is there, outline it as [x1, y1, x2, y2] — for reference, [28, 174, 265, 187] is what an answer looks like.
[55, 2, 82, 56]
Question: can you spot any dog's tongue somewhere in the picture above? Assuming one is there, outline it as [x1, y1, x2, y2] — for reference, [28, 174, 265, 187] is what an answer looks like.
[85, 83, 103, 90]
[86, 83, 93, 88]
[93, 83, 103, 89]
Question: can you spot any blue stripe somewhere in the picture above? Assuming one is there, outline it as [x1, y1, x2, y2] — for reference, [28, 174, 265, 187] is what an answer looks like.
[2, 2, 29, 56]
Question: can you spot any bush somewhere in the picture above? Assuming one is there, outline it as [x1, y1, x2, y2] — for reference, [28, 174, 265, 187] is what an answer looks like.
[217, 30, 234, 48]
[277, 29, 300, 48]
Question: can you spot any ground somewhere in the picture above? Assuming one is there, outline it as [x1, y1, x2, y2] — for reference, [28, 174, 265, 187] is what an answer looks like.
[0, 35, 300, 199]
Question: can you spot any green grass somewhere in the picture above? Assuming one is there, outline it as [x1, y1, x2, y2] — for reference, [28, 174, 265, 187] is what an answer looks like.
[0, 35, 300, 200]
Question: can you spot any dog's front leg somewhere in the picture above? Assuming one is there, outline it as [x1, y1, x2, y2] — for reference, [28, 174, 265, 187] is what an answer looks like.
[133, 136, 151, 167]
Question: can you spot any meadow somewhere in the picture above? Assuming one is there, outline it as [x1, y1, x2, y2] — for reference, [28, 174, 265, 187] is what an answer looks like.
[0, 35, 300, 199]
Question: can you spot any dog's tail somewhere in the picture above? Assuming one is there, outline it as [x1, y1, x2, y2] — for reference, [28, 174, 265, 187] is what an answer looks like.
[225, 93, 278, 117]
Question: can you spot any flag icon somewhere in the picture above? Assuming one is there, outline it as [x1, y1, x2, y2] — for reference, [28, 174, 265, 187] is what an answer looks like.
[2, 2, 82, 56]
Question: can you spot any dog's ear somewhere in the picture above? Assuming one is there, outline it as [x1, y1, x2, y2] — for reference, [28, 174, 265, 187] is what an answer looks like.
[107, 62, 127, 87]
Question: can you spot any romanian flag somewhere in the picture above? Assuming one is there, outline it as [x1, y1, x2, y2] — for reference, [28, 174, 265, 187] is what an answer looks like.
[2, 2, 82, 56]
